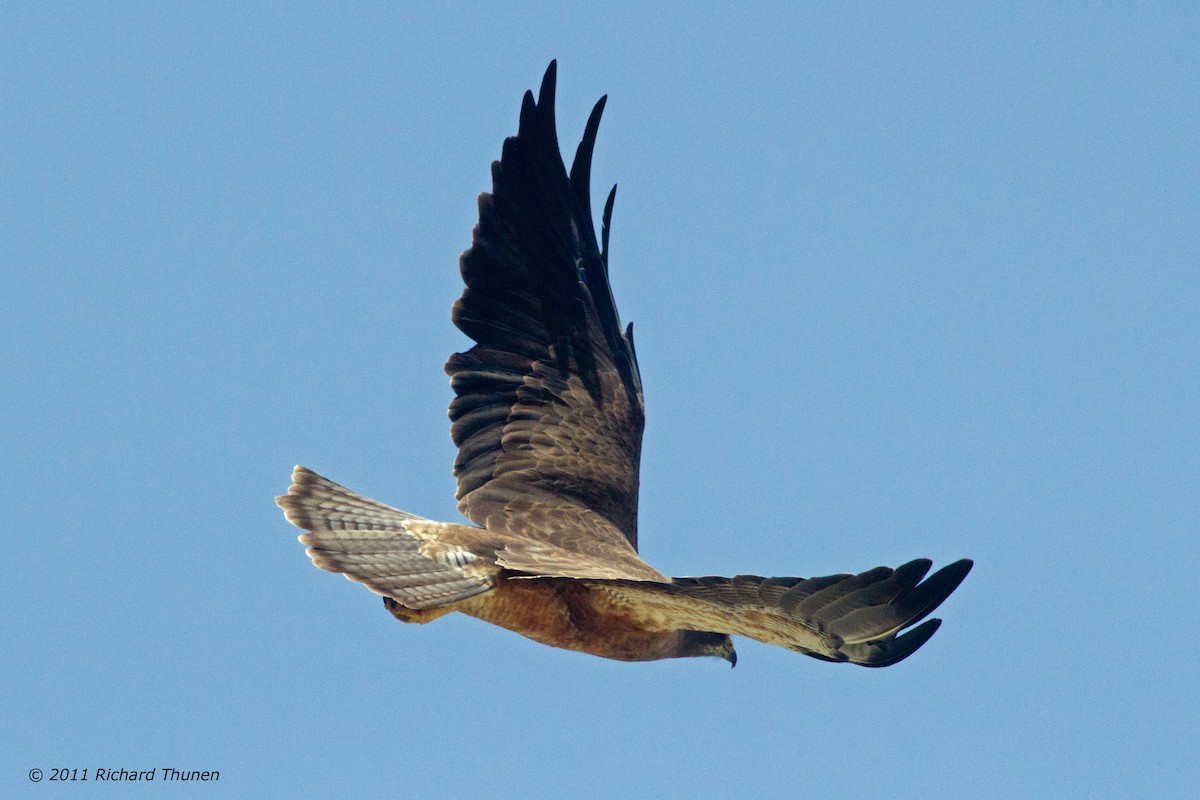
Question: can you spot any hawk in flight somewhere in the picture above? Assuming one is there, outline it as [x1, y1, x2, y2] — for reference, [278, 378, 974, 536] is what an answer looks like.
[278, 62, 972, 668]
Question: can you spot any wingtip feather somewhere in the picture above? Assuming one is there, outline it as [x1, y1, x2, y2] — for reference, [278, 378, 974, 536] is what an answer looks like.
[858, 618, 944, 668]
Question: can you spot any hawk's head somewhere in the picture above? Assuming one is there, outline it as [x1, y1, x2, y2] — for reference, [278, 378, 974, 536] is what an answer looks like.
[680, 631, 737, 667]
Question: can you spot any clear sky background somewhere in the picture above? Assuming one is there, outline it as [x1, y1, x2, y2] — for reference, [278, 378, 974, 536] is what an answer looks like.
[4, 3, 1197, 798]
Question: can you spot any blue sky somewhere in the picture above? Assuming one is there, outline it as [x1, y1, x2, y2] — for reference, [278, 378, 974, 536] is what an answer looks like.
[4, 3, 1197, 797]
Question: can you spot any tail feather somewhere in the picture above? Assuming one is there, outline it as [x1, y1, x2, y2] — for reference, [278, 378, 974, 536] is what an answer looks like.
[276, 465, 426, 531]
[277, 466, 495, 610]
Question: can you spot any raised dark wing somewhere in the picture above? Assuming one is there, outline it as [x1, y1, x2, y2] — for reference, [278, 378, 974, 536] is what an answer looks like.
[446, 61, 645, 552]
[593, 559, 974, 666]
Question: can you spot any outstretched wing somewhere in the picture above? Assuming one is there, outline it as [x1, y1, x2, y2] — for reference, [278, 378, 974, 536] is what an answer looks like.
[446, 61, 645, 554]
[593, 559, 974, 666]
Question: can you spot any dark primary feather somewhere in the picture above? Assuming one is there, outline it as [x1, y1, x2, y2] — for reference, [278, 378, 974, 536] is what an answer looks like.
[446, 60, 645, 548]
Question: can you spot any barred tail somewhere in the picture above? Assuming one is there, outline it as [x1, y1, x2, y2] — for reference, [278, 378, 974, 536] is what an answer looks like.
[277, 466, 495, 610]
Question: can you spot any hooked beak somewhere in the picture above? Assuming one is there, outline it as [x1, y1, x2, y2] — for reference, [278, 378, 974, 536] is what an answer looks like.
[723, 646, 737, 668]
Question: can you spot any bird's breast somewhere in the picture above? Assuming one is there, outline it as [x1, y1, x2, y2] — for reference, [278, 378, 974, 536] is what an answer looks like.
[452, 574, 682, 662]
